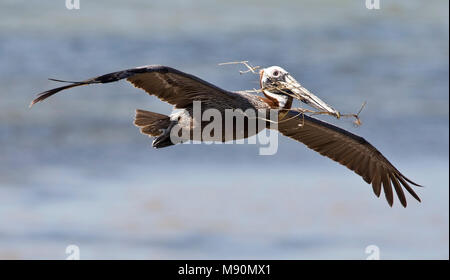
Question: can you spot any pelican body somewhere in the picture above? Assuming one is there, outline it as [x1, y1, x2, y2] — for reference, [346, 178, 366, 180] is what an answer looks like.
[31, 65, 422, 207]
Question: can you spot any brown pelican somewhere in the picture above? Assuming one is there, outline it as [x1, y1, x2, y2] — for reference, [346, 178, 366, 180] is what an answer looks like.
[30, 65, 422, 207]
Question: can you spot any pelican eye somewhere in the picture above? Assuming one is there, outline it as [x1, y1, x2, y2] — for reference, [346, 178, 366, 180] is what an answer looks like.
[272, 70, 279, 77]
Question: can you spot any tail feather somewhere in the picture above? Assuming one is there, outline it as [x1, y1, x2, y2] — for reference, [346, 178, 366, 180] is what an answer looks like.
[134, 109, 171, 137]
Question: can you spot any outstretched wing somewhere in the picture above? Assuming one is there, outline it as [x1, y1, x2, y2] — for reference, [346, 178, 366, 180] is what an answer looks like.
[275, 110, 422, 207]
[30, 65, 240, 108]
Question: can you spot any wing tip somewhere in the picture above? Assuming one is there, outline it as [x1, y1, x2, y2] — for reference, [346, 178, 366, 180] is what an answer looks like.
[29, 80, 87, 108]
[29, 92, 49, 108]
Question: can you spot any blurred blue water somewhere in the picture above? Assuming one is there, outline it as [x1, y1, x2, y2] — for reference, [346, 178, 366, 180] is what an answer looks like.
[0, 0, 448, 259]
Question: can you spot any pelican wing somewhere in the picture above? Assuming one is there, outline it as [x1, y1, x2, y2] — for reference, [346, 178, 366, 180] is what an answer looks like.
[30, 65, 239, 108]
[275, 110, 421, 207]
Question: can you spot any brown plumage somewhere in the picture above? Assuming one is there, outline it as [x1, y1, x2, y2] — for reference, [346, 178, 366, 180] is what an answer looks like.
[275, 110, 421, 207]
[30, 65, 422, 207]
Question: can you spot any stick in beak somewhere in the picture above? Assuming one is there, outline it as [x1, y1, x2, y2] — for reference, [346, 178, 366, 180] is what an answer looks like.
[278, 75, 341, 118]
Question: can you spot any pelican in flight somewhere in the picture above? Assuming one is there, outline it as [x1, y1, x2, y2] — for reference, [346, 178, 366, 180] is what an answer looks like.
[30, 65, 422, 207]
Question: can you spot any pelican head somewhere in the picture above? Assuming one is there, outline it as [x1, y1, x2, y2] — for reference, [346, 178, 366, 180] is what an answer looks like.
[260, 66, 340, 117]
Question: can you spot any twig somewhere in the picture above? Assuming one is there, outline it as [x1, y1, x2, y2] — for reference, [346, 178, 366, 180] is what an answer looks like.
[335, 101, 366, 127]
[218, 61, 260, 75]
